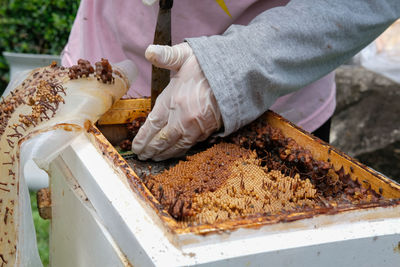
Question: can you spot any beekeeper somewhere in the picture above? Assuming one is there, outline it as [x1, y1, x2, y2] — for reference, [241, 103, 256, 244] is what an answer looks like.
[62, 0, 400, 161]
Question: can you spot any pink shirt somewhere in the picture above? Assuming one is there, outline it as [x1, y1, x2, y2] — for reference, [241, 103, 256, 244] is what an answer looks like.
[62, 0, 335, 132]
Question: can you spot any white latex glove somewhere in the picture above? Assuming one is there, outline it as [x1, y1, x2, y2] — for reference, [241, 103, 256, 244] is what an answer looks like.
[142, 0, 157, 5]
[132, 43, 222, 161]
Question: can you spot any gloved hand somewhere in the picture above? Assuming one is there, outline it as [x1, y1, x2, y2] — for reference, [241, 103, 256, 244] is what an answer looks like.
[132, 42, 222, 161]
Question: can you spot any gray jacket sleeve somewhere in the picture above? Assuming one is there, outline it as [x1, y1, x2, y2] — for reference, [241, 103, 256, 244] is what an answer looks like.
[186, 0, 400, 136]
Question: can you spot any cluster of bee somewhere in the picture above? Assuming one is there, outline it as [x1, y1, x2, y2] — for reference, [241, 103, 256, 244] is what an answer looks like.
[1, 64, 68, 144]
[68, 58, 114, 84]
[119, 116, 146, 151]
[225, 119, 381, 202]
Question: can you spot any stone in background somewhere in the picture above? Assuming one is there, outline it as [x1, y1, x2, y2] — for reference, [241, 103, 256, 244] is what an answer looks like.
[331, 66, 400, 182]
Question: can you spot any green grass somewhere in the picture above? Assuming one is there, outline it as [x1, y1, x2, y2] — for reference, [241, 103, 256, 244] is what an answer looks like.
[30, 191, 50, 267]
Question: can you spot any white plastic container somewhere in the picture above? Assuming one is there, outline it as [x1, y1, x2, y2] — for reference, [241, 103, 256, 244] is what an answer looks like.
[2, 52, 61, 190]
[3, 52, 61, 81]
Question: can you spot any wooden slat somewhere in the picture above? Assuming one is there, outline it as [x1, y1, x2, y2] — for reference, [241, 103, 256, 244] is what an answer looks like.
[98, 99, 151, 125]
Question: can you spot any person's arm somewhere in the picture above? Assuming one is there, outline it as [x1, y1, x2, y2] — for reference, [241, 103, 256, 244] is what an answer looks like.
[186, 0, 400, 135]
[133, 0, 400, 161]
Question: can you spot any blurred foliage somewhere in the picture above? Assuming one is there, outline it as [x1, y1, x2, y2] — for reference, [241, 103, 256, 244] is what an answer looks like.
[30, 191, 50, 266]
[0, 0, 80, 95]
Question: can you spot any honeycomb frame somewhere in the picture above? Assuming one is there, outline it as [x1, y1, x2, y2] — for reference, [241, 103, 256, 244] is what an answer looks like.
[93, 109, 400, 235]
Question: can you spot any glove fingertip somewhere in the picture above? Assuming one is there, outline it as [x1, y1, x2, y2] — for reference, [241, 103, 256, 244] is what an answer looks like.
[145, 45, 159, 63]
[152, 155, 167, 162]
[153, 151, 177, 161]
[131, 128, 148, 154]
[137, 153, 150, 161]
[131, 141, 141, 154]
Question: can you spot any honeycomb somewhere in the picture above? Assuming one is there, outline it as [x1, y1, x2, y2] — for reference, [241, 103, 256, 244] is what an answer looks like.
[144, 143, 318, 224]
[141, 118, 386, 225]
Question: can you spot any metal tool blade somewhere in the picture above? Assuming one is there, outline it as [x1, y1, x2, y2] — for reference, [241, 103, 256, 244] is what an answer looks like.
[151, 0, 173, 109]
